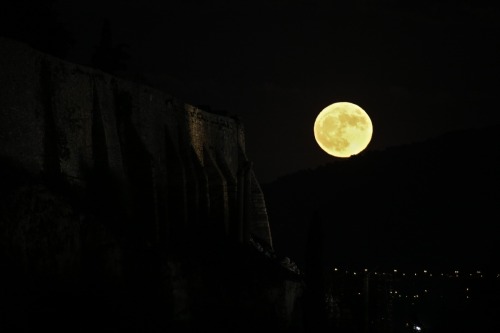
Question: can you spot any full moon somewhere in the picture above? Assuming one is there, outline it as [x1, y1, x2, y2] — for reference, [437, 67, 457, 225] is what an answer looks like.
[313, 102, 373, 157]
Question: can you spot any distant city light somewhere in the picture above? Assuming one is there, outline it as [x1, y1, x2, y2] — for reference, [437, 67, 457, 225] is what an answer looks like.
[327, 266, 495, 311]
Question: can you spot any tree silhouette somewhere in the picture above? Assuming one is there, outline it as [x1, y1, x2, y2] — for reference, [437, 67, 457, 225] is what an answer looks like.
[91, 18, 130, 75]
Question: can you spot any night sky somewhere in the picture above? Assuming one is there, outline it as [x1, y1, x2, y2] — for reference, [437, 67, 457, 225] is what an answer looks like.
[4, 0, 500, 184]
[2, 3, 500, 331]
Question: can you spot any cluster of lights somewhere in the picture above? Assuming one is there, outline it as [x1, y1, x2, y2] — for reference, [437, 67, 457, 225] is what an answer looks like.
[349, 288, 475, 303]
[405, 323, 422, 332]
[331, 267, 496, 279]
[330, 267, 499, 303]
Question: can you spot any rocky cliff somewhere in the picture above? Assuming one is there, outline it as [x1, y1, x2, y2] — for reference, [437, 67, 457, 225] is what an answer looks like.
[0, 37, 302, 332]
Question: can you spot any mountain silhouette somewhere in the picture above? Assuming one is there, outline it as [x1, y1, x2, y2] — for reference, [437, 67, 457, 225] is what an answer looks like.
[263, 125, 500, 272]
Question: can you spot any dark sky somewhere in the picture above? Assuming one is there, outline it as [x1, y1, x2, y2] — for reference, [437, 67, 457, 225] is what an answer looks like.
[5, 0, 500, 183]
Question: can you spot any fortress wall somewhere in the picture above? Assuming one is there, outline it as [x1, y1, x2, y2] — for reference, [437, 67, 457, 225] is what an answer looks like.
[0, 37, 272, 250]
[0, 37, 305, 331]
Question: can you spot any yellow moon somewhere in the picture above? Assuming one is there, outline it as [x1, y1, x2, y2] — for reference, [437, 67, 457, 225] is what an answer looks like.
[314, 102, 373, 157]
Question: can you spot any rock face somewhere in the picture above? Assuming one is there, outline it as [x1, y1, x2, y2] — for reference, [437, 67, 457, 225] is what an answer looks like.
[0, 37, 302, 332]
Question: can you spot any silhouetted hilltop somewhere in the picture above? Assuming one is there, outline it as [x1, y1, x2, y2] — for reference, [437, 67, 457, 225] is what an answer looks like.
[263, 125, 500, 272]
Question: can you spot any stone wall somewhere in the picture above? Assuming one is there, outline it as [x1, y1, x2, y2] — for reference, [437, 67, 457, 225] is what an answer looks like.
[0, 36, 272, 249]
[0, 37, 303, 332]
